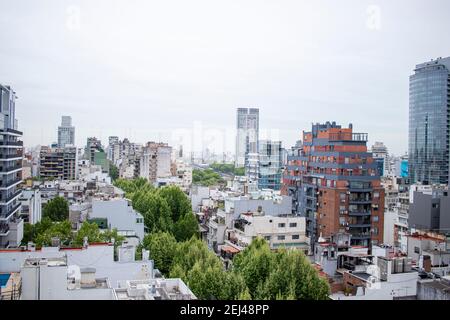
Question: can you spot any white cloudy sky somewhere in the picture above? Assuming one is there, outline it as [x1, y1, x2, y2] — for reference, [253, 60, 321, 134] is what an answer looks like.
[1, 0, 450, 155]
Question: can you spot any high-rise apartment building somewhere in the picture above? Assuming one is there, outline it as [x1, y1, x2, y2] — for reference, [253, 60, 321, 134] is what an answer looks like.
[235, 108, 259, 168]
[0, 84, 24, 248]
[409, 57, 450, 185]
[57, 116, 75, 148]
[258, 140, 282, 190]
[107, 136, 119, 162]
[282, 122, 385, 249]
[39, 146, 78, 180]
[139, 142, 172, 183]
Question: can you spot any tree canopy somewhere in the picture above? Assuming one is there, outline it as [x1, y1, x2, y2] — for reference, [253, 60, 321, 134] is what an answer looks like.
[192, 169, 224, 186]
[42, 196, 69, 221]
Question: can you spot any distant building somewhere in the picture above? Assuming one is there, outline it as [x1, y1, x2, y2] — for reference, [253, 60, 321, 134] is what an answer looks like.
[139, 142, 172, 183]
[0, 84, 24, 249]
[235, 108, 259, 168]
[408, 184, 450, 231]
[39, 146, 78, 180]
[371, 142, 389, 177]
[409, 57, 450, 185]
[258, 140, 282, 190]
[57, 116, 75, 148]
[85, 137, 103, 163]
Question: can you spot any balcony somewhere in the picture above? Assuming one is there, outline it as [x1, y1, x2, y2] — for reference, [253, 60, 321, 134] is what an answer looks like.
[0, 164, 22, 173]
[0, 190, 22, 204]
[350, 232, 371, 240]
[0, 141, 23, 147]
[328, 132, 368, 142]
[348, 210, 371, 216]
[0, 153, 23, 160]
[0, 202, 21, 220]
[349, 198, 372, 205]
[349, 224, 372, 228]
[0, 223, 10, 236]
[0, 178, 22, 189]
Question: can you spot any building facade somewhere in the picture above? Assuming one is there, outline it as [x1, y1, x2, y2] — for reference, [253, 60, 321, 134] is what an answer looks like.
[258, 140, 282, 190]
[282, 122, 385, 249]
[235, 108, 259, 168]
[139, 142, 172, 183]
[0, 84, 24, 249]
[409, 57, 450, 185]
[57, 116, 75, 148]
[39, 146, 78, 180]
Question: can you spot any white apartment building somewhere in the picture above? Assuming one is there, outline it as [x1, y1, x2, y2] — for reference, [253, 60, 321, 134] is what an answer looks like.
[19, 188, 42, 224]
[228, 213, 309, 251]
[91, 198, 145, 241]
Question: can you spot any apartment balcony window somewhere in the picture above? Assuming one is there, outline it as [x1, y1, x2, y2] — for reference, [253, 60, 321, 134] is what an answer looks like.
[278, 223, 286, 228]
[277, 235, 285, 240]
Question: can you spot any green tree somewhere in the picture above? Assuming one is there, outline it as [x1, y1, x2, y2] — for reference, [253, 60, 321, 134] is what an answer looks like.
[173, 212, 199, 242]
[157, 185, 192, 222]
[73, 221, 102, 247]
[109, 161, 119, 181]
[34, 220, 72, 247]
[42, 197, 69, 221]
[142, 232, 177, 274]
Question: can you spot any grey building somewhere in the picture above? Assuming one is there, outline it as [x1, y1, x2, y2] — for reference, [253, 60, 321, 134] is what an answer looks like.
[0, 84, 23, 249]
[409, 187, 450, 231]
[409, 57, 450, 185]
[235, 108, 259, 168]
[57, 116, 75, 148]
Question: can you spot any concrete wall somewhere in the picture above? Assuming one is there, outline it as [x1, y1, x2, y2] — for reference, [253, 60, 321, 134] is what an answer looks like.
[409, 192, 440, 230]
[417, 280, 450, 300]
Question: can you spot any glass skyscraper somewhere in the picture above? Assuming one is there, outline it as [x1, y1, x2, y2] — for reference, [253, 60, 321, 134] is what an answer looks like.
[409, 57, 450, 185]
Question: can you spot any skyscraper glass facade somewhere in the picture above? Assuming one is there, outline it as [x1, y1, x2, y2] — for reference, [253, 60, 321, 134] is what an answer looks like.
[409, 57, 450, 185]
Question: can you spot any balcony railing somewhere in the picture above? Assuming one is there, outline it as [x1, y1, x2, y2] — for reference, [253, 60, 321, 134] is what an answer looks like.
[0, 153, 23, 159]
[0, 190, 22, 204]
[0, 224, 10, 235]
[0, 202, 21, 219]
[0, 141, 23, 147]
[0, 164, 22, 173]
[0, 178, 22, 189]
[328, 132, 368, 142]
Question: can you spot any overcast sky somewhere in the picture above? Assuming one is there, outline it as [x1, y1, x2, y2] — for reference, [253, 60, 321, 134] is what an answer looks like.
[1, 0, 450, 155]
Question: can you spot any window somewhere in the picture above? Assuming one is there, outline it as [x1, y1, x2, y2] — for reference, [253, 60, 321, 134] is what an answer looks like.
[372, 227, 378, 235]
[277, 235, 285, 240]
[289, 222, 297, 228]
[414, 246, 420, 254]
[373, 216, 379, 222]
[278, 223, 286, 228]
[136, 218, 143, 224]
[264, 236, 271, 241]
[374, 192, 380, 198]
[292, 234, 300, 240]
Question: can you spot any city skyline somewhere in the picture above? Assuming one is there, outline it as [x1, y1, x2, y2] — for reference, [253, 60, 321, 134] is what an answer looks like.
[2, 1, 450, 155]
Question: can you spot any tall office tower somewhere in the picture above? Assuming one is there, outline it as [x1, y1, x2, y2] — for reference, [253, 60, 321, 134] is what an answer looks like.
[39, 146, 78, 180]
[258, 140, 282, 190]
[371, 142, 389, 177]
[139, 142, 172, 183]
[235, 108, 259, 168]
[0, 84, 24, 248]
[409, 57, 450, 185]
[107, 136, 119, 161]
[282, 122, 384, 250]
[57, 116, 75, 148]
